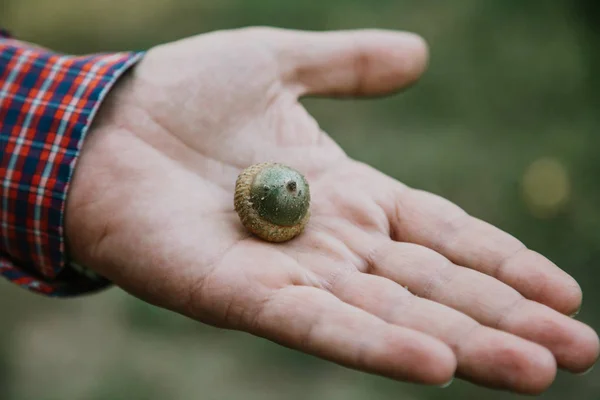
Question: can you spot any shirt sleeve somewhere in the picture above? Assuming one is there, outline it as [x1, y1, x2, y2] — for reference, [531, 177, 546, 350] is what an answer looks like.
[0, 30, 145, 297]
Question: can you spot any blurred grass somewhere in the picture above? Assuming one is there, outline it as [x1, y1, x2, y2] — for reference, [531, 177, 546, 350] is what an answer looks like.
[1, 0, 599, 399]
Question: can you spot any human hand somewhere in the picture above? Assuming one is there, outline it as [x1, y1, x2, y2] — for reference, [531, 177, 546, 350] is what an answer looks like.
[65, 27, 599, 394]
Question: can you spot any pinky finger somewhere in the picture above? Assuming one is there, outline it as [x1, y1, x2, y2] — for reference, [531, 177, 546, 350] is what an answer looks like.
[248, 285, 457, 385]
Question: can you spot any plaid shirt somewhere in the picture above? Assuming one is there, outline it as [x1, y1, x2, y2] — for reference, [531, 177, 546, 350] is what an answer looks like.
[0, 30, 143, 296]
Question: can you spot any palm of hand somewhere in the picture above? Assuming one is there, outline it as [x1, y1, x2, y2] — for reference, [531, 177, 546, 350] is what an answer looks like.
[65, 28, 598, 394]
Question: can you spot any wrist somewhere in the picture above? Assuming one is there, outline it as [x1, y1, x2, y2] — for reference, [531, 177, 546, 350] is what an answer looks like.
[63, 70, 136, 269]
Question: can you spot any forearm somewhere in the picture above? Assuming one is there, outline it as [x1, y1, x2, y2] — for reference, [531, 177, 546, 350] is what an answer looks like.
[0, 30, 143, 296]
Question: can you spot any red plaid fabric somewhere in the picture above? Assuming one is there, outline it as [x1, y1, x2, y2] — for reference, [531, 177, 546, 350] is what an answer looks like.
[0, 30, 143, 296]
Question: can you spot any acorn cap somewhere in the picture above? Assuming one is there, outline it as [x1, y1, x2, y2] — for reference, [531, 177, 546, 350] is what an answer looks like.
[234, 162, 311, 242]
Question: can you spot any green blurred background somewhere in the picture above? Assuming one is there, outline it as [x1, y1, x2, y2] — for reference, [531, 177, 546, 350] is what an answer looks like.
[1, 0, 599, 399]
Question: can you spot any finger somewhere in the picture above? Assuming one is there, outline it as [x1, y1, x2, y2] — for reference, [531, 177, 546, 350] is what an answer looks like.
[367, 241, 600, 373]
[390, 187, 582, 316]
[269, 28, 428, 97]
[331, 271, 556, 394]
[248, 285, 456, 385]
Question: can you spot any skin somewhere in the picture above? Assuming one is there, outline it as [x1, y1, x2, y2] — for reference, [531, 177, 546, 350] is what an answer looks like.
[64, 27, 599, 395]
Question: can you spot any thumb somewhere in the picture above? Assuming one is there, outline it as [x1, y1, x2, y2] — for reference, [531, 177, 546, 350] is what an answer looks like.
[271, 28, 429, 97]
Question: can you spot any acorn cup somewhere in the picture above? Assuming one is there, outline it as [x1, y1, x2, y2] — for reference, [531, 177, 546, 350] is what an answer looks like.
[234, 163, 311, 242]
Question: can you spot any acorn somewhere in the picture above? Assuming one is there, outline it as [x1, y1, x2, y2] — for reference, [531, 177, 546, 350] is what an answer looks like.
[234, 162, 311, 242]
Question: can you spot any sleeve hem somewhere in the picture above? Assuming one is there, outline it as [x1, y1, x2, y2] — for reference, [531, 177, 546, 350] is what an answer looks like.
[57, 52, 145, 296]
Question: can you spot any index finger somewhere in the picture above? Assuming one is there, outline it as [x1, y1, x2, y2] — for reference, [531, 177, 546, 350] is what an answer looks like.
[389, 187, 582, 316]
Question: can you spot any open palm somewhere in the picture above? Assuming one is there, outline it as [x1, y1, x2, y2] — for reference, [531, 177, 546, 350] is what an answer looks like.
[65, 27, 598, 394]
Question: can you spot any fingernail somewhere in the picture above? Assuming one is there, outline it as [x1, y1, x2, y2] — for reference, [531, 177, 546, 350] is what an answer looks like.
[438, 377, 454, 388]
[576, 365, 594, 376]
[571, 291, 583, 318]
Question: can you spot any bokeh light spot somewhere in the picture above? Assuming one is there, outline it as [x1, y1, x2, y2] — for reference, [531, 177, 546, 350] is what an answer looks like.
[521, 157, 570, 218]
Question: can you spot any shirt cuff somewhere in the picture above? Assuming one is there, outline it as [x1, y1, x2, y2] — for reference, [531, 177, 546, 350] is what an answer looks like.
[0, 33, 145, 296]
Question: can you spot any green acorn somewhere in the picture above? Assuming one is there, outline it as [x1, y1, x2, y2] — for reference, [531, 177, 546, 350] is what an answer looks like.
[234, 163, 311, 242]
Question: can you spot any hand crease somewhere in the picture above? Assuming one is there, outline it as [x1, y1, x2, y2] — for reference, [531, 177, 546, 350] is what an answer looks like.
[491, 245, 527, 280]
[383, 290, 417, 323]
[351, 37, 370, 96]
[364, 241, 388, 275]
[494, 296, 525, 330]
[421, 259, 456, 300]
[184, 237, 250, 318]
[452, 323, 481, 356]
[89, 220, 111, 262]
[324, 268, 358, 295]
[436, 211, 471, 254]
[389, 186, 410, 241]
[299, 294, 327, 350]
[135, 104, 249, 171]
[247, 286, 287, 333]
